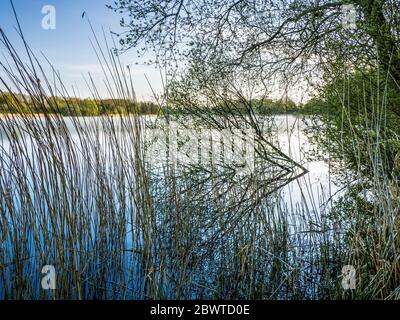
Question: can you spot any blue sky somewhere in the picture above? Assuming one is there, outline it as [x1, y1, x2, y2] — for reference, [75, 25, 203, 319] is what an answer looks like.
[0, 0, 162, 100]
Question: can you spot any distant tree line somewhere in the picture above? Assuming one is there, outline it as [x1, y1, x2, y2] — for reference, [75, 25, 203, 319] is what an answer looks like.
[253, 98, 326, 115]
[169, 94, 326, 116]
[0, 93, 159, 116]
[1, 92, 325, 116]
[229, 98, 327, 115]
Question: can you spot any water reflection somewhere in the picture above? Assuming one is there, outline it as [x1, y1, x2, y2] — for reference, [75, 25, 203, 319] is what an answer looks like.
[0, 113, 339, 299]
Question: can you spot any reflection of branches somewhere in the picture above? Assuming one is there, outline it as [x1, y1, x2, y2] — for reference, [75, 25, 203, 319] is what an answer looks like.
[164, 67, 308, 177]
[147, 114, 308, 257]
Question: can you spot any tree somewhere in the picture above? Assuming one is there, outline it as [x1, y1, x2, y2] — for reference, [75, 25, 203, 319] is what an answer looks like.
[109, 0, 400, 181]
[109, 0, 400, 98]
[79, 99, 99, 116]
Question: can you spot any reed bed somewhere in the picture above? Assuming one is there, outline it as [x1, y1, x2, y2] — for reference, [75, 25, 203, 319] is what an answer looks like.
[0, 14, 398, 300]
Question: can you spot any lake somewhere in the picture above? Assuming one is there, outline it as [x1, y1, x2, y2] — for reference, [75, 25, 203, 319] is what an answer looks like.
[0, 113, 341, 299]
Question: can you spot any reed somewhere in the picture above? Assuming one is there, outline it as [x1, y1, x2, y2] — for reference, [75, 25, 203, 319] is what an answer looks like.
[0, 12, 398, 300]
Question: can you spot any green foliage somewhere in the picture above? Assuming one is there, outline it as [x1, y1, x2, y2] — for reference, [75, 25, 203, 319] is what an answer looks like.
[0, 92, 30, 113]
[307, 68, 400, 180]
[0, 93, 159, 116]
[301, 97, 329, 115]
[306, 67, 400, 299]
[254, 98, 317, 115]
